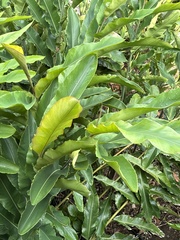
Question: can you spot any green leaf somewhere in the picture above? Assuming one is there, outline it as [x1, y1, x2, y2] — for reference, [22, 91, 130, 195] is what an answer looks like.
[82, 191, 99, 239]
[53, 54, 98, 101]
[122, 154, 170, 187]
[35, 80, 58, 125]
[114, 215, 164, 237]
[0, 16, 31, 25]
[96, 18, 136, 38]
[30, 164, 61, 205]
[35, 65, 65, 98]
[0, 174, 20, 216]
[0, 156, 19, 174]
[153, 2, 180, 14]
[18, 196, 50, 235]
[72, 0, 83, 8]
[91, 88, 180, 121]
[0, 55, 44, 75]
[150, 88, 180, 108]
[39, 224, 59, 240]
[0, 22, 32, 47]
[66, 7, 80, 48]
[0, 91, 36, 113]
[32, 96, 82, 155]
[115, 119, 180, 155]
[26, 0, 48, 27]
[0, 205, 18, 236]
[96, 197, 111, 237]
[0, 123, 16, 138]
[25, 26, 53, 67]
[94, 175, 138, 204]
[97, 3, 180, 38]
[0, 137, 18, 164]
[72, 151, 89, 170]
[55, 178, 90, 198]
[64, 35, 124, 66]
[89, 74, 145, 93]
[150, 187, 179, 205]
[64, 35, 173, 66]
[38, 0, 60, 35]
[35, 138, 96, 170]
[98, 153, 138, 193]
[168, 223, 180, 231]
[103, 0, 126, 17]
[0, 69, 35, 84]
[138, 169, 159, 222]
[73, 191, 84, 212]
[79, 0, 104, 43]
[81, 94, 113, 110]
[46, 206, 78, 240]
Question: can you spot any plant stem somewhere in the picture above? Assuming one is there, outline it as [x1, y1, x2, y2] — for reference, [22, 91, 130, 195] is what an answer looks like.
[106, 200, 128, 227]
[114, 144, 133, 156]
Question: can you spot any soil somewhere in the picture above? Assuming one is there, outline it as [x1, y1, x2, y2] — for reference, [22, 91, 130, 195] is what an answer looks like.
[106, 204, 180, 240]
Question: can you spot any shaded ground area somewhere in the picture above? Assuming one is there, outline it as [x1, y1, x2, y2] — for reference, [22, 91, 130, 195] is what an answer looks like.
[106, 203, 180, 240]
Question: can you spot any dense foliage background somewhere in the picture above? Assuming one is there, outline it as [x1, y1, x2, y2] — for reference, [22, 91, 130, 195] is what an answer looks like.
[0, 0, 179, 239]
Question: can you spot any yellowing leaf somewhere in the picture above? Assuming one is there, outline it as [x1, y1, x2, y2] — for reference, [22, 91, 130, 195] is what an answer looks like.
[2, 43, 34, 91]
[32, 96, 82, 155]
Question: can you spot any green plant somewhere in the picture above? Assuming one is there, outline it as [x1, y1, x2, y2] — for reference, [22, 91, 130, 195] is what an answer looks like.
[0, 0, 180, 239]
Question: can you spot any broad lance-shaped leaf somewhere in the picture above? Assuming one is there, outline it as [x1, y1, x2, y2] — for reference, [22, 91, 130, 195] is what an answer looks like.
[0, 55, 44, 75]
[89, 119, 180, 155]
[0, 69, 35, 84]
[46, 206, 78, 240]
[96, 196, 111, 237]
[114, 215, 164, 237]
[78, 0, 104, 43]
[39, 224, 58, 239]
[88, 88, 180, 122]
[25, 26, 53, 67]
[38, 0, 60, 34]
[30, 164, 61, 205]
[35, 65, 65, 98]
[18, 196, 50, 235]
[96, 2, 180, 37]
[0, 137, 18, 164]
[0, 205, 18, 234]
[55, 178, 90, 198]
[123, 154, 170, 187]
[26, 0, 48, 27]
[0, 174, 20, 216]
[32, 96, 82, 155]
[35, 138, 97, 170]
[0, 91, 36, 113]
[0, 156, 19, 174]
[66, 7, 80, 48]
[96, 147, 138, 193]
[82, 191, 99, 239]
[64, 34, 173, 66]
[94, 175, 139, 204]
[49, 54, 98, 110]
[153, 2, 180, 14]
[138, 169, 159, 222]
[103, 0, 126, 17]
[89, 74, 144, 93]
[0, 22, 32, 47]
[116, 119, 180, 155]
[0, 123, 16, 138]
[73, 191, 84, 212]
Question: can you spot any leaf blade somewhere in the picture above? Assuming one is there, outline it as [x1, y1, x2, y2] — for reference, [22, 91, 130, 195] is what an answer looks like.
[30, 164, 61, 205]
[32, 96, 82, 155]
